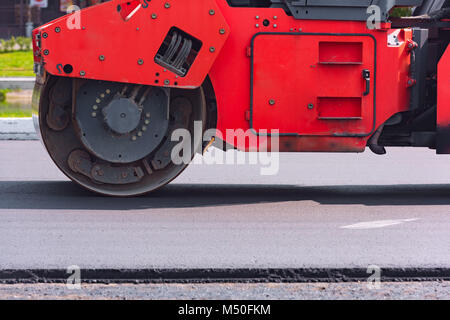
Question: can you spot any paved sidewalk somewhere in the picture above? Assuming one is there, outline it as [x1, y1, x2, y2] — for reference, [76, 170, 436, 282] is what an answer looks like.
[0, 118, 38, 140]
[0, 77, 35, 90]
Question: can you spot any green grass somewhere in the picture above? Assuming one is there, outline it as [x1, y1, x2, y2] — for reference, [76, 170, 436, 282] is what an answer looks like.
[0, 89, 10, 102]
[0, 50, 34, 77]
[0, 109, 32, 117]
[0, 102, 32, 117]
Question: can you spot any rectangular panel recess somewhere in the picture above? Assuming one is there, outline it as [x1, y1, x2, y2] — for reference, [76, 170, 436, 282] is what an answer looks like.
[318, 97, 362, 119]
[319, 41, 363, 65]
[251, 33, 376, 137]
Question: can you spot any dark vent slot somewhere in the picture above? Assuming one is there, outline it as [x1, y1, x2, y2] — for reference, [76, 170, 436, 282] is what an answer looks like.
[155, 27, 202, 77]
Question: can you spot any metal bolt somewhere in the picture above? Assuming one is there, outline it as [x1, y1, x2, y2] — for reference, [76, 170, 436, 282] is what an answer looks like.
[273, 24, 277, 28]
[99, 55, 105, 61]
[138, 59, 144, 65]
[145, 119, 150, 125]
[96, 98, 100, 103]
[209, 9, 215, 15]
[136, 27, 140, 31]
[42, 32, 48, 38]
[255, 24, 260, 28]
[164, 79, 170, 85]
[100, 94, 105, 98]
[219, 28, 226, 35]
[106, 89, 111, 94]
[55, 27, 61, 33]
[269, 99, 275, 106]
[142, 126, 147, 131]
[164, 2, 171, 8]
[80, 71, 86, 76]
[256, 15, 260, 19]
[138, 131, 143, 137]
[91, 112, 97, 117]
[132, 136, 137, 141]
[209, 47, 215, 53]
[151, 13, 157, 19]
[43, 49, 49, 55]
[308, 103, 314, 109]
[274, 16, 278, 20]
[146, 113, 151, 118]
[93, 105, 98, 110]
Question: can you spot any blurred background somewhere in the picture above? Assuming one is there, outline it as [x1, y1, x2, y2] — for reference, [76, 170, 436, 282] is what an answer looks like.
[0, 0, 107, 38]
[0, 0, 108, 117]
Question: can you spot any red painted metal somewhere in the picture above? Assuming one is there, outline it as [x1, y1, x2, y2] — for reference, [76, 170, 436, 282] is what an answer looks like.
[251, 34, 375, 136]
[438, 45, 450, 127]
[209, 3, 412, 152]
[436, 45, 450, 153]
[438, 46, 450, 122]
[35, 0, 230, 88]
[33, 0, 416, 153]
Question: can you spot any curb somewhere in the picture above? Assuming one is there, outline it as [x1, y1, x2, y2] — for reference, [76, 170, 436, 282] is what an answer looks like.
[0, 117, 38, 140]
[0, 77, 36, 90]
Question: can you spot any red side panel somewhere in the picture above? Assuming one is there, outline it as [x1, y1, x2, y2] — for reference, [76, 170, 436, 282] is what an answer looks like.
[251, 33, 375, 136]
[436, 45, 450, 154]
[209, 2, 412, 152]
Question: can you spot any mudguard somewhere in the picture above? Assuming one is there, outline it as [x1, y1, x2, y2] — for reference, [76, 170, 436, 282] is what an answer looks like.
[33, 0, 230, 89]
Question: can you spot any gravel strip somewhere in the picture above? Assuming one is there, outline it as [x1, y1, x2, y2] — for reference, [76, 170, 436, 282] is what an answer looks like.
[0, 282, 448, 300]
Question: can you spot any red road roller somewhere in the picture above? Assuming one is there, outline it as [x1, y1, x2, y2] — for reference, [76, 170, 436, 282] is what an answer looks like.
[31, 0, 449, 196]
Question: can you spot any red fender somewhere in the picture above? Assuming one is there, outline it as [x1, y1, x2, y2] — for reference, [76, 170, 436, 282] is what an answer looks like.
[33, 0, 230, 89]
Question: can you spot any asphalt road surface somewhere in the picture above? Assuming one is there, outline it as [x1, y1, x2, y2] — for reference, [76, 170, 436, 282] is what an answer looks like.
[0, 141, 449, 270]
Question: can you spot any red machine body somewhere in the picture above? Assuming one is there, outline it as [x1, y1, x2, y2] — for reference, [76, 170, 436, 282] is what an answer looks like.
[31, 0, 450, 196]
[437, 39, 450, 152]
[33, 0, 416, 152]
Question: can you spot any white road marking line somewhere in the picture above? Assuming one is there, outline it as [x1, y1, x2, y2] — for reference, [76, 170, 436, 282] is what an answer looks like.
[340, 218, 420, 230]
